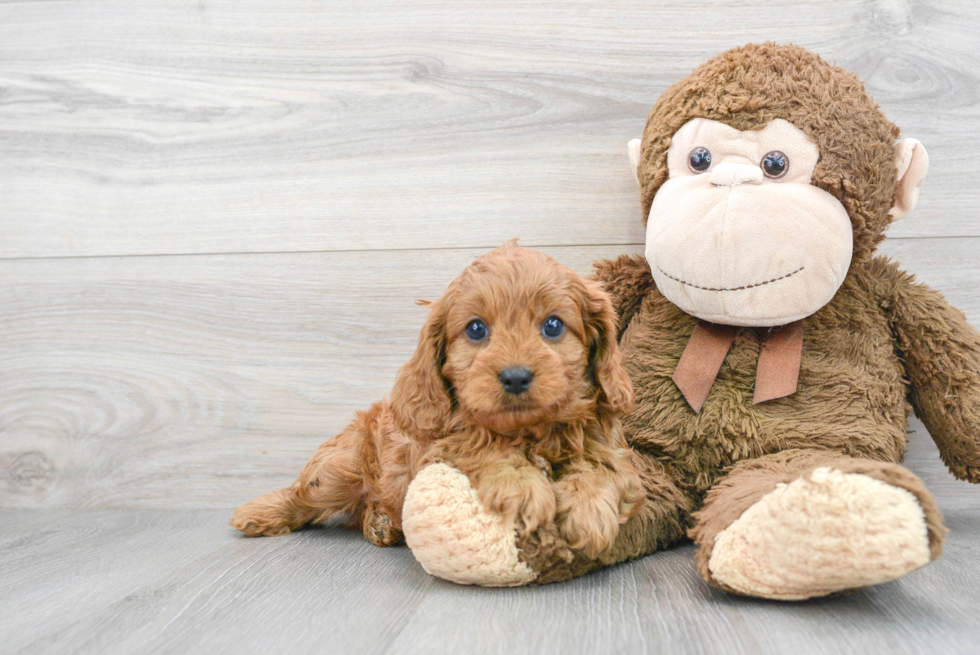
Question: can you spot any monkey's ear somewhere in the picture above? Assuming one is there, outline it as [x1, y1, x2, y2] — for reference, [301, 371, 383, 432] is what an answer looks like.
[889, 138, 929, 220]
[627, 138, 642, 186]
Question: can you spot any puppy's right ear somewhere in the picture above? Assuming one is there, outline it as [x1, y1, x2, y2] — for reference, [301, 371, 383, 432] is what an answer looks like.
[577, 278, 635, 419]
[389, 297, 452, 435]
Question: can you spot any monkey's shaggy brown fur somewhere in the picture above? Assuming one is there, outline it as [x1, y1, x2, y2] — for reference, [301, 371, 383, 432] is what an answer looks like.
[516, 44, 980, 590]
[232, 244, 643, 557]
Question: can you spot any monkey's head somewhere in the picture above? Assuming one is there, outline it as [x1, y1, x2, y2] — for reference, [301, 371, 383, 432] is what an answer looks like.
[628, 43, 928, 327]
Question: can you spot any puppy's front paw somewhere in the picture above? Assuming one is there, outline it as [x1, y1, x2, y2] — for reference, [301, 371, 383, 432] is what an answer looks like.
[556, 470, 642, 558]
[479, 468, 556, 537]
[558, 494, 621, 558]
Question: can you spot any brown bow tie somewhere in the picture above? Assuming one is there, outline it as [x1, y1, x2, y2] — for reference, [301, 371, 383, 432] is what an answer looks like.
[672, 320, 804, 413]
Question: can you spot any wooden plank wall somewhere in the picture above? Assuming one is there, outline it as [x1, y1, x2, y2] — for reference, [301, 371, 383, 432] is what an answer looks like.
[1, 0, 979, 509]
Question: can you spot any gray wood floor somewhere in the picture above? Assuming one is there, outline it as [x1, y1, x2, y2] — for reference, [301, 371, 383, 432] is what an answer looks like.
[2, 0, 980, 653]
[2, 509, 979, 655]
[2, 422, 977, 655]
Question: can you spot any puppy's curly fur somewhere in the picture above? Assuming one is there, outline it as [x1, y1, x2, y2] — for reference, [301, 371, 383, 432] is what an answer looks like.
[231, 243, 644, 558]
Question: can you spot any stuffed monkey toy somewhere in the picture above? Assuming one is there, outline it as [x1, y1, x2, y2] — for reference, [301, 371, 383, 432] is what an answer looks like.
[401, 43, 980, 600]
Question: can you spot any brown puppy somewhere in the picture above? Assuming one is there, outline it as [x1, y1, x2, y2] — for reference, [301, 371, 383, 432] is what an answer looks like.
[232, 243, 643, 558]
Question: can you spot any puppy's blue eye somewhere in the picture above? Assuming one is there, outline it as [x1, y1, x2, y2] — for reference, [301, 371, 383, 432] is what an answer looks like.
[542, 316, 564, 339]
[465, 319, 487, 341]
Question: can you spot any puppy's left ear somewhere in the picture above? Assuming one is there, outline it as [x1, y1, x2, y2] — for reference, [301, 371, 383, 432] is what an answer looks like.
[578, 278, 635, 417]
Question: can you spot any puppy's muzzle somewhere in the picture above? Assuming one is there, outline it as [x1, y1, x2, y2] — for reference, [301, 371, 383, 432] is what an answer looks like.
[498, 367, 534, 395]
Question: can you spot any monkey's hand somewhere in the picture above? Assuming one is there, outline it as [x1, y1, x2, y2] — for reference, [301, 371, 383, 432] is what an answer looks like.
[872, 256, 980, 483]
[948, 464, 980, 485]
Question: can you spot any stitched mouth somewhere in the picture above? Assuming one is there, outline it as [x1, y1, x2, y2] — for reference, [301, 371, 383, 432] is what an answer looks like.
[657, 266, 805, 292]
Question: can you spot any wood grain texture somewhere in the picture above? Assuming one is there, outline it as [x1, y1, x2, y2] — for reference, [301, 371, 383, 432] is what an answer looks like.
[1, 239, 979, 510]
[1, 508, 978, 655]
[0, 0, 979, 259]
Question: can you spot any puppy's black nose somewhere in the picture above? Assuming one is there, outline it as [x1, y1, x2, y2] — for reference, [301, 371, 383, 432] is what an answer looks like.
[499, 367, 534, 395]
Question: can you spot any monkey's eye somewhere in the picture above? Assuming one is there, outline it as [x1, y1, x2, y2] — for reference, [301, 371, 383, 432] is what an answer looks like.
[761, 151, 789, 179]
[688, 147, 712, 173]
[542, 316, 564, 339]
[465, 319, 488, 341]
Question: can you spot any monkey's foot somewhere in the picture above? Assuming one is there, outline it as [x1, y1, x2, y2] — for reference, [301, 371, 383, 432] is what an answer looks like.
[402, 463, 537, 587]
[706, 467, 932, 600]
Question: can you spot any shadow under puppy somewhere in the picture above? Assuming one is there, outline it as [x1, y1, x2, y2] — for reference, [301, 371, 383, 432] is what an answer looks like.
[232, 243, 643, 568]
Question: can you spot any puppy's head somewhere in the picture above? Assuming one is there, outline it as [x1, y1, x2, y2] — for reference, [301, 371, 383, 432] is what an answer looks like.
[390, 243, 633, 435]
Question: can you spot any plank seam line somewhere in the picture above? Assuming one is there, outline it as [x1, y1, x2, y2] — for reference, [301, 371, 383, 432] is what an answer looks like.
[0, 235, 967, 263]
[0, 242, 646, 263]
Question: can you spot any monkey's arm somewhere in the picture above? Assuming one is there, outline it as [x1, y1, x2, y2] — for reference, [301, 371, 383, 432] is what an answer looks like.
[591, 254, 654, 338]
[870, 256, 980, 482]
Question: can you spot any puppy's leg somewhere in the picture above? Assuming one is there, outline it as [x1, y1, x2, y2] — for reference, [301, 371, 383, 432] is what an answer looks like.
[362, 501, 403, 547]
[231, 417, 368, 537]
[554, 444, 644, 558]
[231, 483, 315, 537]
[469, 451, 557, 538]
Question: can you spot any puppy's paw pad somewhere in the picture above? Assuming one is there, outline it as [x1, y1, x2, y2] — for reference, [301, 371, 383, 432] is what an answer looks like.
[363, 509, 403, 547]
[403, 463, 537, 587]
[708, 467, 931, 600]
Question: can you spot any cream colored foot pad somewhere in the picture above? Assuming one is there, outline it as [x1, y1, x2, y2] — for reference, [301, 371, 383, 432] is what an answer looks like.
[708, 467, 931, 600]
[402, 463, 537, 587]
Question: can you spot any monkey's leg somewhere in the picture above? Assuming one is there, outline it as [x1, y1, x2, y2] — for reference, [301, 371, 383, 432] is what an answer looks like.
[402, 453, 693, 586]
[690, 449, 947, 600]
[401, 463, 539, 586]
[231, 420, 367, 537]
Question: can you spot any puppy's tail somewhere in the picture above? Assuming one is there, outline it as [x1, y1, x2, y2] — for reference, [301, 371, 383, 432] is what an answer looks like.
[231, 421, 368, 537]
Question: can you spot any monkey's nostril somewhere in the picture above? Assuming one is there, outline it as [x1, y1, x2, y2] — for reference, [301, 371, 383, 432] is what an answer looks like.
[499, 367, 534, 395]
